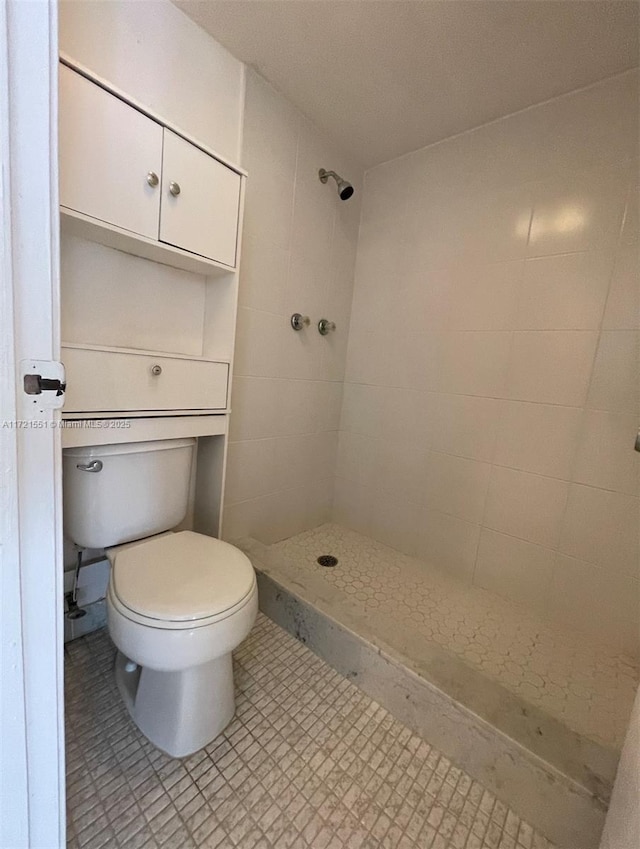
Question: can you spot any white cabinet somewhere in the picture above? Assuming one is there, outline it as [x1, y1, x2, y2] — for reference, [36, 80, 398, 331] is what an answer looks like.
[160, 130, 240, 267]
[59, 63, 243, 271]
[59, 64, 163, 240]
[62, 347, 229, 413]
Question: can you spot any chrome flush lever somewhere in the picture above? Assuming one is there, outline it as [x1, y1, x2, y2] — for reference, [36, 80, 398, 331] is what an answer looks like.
[76, 460, 103, 473]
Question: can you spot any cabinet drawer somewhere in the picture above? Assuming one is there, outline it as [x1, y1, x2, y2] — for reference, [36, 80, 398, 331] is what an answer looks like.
[63, 348, 229, 413]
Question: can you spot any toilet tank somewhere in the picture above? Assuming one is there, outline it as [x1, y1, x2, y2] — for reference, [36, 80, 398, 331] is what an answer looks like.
[63, 438, 195, 549]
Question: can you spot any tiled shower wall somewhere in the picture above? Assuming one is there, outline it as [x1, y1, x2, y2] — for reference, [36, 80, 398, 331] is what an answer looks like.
[335, 71, 639, 656]
[223, 70, 362, 543]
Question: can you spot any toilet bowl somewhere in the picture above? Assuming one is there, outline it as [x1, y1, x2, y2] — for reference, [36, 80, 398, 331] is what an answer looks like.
[106, 530, 258, 757]
[63, 439, 258, 758]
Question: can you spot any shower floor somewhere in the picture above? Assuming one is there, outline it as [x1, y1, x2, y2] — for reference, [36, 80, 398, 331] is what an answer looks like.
[260, 523, 637, 752]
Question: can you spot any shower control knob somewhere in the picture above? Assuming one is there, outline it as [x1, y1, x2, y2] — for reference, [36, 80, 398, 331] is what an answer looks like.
[146, 171, 159, 187]
[290, 313, 310, 331]
[151, 364, 162, 376]
[318, 318, 336, 336]
[169, 181, 181, 197]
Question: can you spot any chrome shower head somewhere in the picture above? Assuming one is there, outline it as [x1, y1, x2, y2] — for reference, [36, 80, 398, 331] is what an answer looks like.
[319, 168, 354, 201]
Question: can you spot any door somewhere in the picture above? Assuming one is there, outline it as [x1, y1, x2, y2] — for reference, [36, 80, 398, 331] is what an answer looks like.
[0, 1, 65, 847]
[159, 129, 241, 266]
[59, 63, 163, 239]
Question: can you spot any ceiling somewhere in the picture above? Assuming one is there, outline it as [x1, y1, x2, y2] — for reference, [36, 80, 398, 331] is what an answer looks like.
[174, 0, 639, 169]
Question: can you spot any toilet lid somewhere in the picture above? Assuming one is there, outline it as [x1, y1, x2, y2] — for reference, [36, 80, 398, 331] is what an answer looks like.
[111, 531, 255, 622]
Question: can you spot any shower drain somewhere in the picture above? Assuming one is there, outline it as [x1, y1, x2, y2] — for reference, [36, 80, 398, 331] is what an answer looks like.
[317, 555, 338, 568]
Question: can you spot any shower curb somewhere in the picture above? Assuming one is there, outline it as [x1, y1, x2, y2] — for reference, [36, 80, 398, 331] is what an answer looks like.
[238, 539, 609, 849]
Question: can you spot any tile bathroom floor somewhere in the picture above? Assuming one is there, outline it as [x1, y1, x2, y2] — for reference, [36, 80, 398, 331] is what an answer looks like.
[269, 524, 639, 750]
[65, 614, 554, 849]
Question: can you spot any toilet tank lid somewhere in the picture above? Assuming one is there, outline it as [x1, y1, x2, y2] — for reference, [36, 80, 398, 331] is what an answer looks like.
[64, 437, 195, 458]
[111, 531, 255, 622]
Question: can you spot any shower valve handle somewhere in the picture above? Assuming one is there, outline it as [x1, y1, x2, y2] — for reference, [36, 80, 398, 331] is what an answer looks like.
[291, 313, 310, 331]
[318, 319, 336, 336]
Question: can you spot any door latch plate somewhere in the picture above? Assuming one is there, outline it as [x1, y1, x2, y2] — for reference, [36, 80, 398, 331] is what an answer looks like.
[21, 359, 66, 413]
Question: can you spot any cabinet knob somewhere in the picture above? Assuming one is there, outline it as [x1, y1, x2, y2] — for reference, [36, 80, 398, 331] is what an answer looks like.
[169, 181, 181, 197]
[150, 364, 162, 376]
[146, 171, 159, 188]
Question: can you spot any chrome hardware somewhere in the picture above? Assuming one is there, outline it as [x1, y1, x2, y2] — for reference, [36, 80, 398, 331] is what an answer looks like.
[318, 318, 336, 336]
[146, 171, 159, 187]
[291, 313, 310, 331]
[151, 364, 162, 376]
[635, 431, 640, 453]
[169, 181, 181, 197]
[76, 460, 103, 473]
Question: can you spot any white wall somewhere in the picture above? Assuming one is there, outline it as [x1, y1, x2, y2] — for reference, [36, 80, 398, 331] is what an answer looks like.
[58, 0, 243, 162]
[222, 70, 362, 544]
[600, 685, 640, 849]
[336, 71, 639, 656]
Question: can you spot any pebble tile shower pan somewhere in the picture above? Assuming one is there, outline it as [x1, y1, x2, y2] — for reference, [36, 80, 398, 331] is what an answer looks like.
[237, 523, 639, 849]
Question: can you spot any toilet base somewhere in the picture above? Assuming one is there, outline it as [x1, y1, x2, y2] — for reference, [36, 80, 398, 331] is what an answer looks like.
[115, 650, 235, 758]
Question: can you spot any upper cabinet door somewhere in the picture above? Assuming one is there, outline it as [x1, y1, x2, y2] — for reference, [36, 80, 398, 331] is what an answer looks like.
[159, 130, 241, 267]
[59, 65, 163, 240]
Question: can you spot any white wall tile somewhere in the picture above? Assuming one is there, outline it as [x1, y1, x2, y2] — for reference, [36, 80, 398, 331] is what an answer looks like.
[237, 234, 290, 315]
[441, 260, 524, 331]
[242, 165, 295, 251]
[431, 331, 512, 397]
[423, 452, 491, 524]
[230, 65, 638, 654]
[559, 484, 639, 577]
[483, 466, 568, 548]
[314, 381, 344, 432]
[620, 177, 638, 246]
[474, 529, 555, 611]
[527, 165, 628, 257]
[242, 70, 299, 177]
[587, 331, 639, 414]
[228, 377, 281, 441]
[370, 494, 421, 556]
[572, 410, 640, 495]
[224, 439, 276, 505]
[226, 70, 362, 543]
[428, 394, 502, 462]
[602, 244, 640, 330]
[332, 477, 373, 537]
[505, 331, 598, 406]
[515, 250, 614, 330]
[550, 555, 639, 655]
[335, 431, 381, 489]
[415, 511, 481, 582]
[336, 72, 636, 650]
[378, 443, 429, 506]
[493, 401, 582, 479]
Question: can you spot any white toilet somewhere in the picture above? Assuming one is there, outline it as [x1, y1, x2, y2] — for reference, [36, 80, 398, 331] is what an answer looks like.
[63, 437, 258, 758]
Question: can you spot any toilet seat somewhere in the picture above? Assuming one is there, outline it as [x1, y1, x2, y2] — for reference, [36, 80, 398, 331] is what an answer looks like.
[109, 531, 256, 630]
